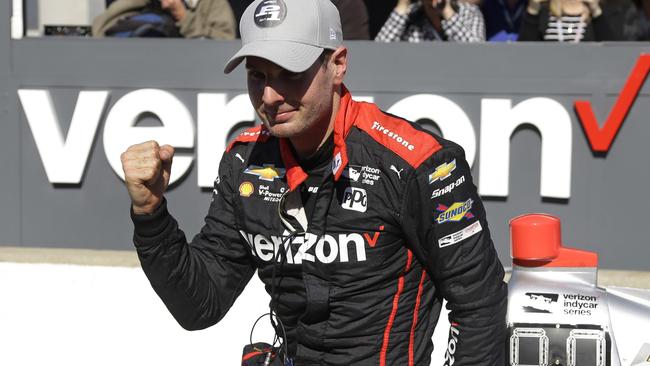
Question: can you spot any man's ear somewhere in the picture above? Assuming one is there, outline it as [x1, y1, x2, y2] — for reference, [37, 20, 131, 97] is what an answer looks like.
[331, 46, 348, 85]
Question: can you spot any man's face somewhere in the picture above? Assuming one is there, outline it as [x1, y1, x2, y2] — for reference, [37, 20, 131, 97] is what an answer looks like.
[245, 53, 336, 141]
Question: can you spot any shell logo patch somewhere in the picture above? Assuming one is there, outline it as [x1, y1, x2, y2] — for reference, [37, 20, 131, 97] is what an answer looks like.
[435, 199, 474, 224]
[239, 182, 254, 197]
[244, 164, 286, 181]
[429, 159, 456, 184]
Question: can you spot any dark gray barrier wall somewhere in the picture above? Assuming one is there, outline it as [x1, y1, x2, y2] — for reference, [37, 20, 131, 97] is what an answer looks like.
[1, 2, 649, 270]
[1, 1, 21, 246]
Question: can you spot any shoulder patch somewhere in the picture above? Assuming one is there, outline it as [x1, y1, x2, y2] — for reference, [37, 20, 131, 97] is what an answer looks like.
[226, 126, 272, 152]
[355, 107, 442, 168]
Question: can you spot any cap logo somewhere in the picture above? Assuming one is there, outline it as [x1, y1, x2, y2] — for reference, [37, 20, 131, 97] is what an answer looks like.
[254, 0, 287, 28]
[329, 27, 337, 40]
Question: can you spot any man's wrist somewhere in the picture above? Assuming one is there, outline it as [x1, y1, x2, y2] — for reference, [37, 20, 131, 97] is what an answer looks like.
[132, 201, 162, 216]
[131, 198, 173, 241]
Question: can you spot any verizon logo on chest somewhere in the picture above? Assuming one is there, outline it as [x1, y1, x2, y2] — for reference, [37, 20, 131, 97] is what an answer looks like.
[240, 231, 367, 264]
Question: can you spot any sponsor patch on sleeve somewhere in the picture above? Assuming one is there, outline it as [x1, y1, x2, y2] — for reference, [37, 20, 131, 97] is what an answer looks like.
[435, 199, 474, 224]
[431, 174, 466, 199]
[438, 221, 482, 247]
[429, 159, 456, 184]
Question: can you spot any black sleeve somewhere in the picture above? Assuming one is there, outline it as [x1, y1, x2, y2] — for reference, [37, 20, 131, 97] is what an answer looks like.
[518, 9, 544, 41]
[400, 143, 508, 366]
[131, 152, 256, 330]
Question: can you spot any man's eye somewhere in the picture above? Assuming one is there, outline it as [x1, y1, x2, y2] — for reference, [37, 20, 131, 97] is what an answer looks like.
[248, 71, 264, 80]
[285, 72, 303, 80]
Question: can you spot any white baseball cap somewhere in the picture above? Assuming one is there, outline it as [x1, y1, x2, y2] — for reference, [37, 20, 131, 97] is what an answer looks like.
[224, 0, 343, 74]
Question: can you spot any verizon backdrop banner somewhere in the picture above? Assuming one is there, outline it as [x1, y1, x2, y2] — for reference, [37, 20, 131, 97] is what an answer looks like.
[0, 34, 648, 269]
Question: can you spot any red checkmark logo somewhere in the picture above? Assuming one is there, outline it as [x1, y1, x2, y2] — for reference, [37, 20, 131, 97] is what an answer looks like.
[364, 225, 385, 248]
[574, 54, 650, 153]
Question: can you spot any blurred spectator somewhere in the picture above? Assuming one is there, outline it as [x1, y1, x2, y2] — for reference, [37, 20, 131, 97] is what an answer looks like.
[622, 0, 650, 39]
[481, 0, 527, 41]
[333, 0, 371, 39]
[93, 0, 236, 39]
[518, 0, 617, 41]
[227, 0, 253, 37]
[228, 0, 369, 39]
[604, 0, 650, 40]
[364, 0, 398, 38]
[375, 0, 486, 42]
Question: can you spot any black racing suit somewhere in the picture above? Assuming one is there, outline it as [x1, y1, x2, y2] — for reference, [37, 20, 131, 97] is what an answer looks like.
[131, 86, 507, 365]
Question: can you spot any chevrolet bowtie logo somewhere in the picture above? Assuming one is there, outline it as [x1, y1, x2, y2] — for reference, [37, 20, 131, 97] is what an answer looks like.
[429, 159, 456, 184]
[244, 164, 286, 181]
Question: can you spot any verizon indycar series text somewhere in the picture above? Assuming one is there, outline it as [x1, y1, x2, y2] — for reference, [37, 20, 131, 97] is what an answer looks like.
[506, 214, 650, 366]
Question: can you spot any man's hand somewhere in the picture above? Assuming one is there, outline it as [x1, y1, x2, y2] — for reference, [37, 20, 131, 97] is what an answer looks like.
[160, 0, 187, 21]
[121, 141, 175, 215]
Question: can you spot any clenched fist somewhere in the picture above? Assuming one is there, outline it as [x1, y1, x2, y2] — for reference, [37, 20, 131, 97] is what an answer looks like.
[121, 141, 175, 215]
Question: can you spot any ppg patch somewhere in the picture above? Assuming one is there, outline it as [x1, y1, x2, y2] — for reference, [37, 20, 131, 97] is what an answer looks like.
[254, 0, 287, 27]
[341, 187, 367, 212]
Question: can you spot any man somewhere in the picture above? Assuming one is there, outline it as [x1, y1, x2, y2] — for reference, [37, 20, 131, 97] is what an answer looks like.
[120, 0, 507, 364]
[375, 0, 485, 42]
[93, 0, 236, 39]
[229, 0, 370, 39]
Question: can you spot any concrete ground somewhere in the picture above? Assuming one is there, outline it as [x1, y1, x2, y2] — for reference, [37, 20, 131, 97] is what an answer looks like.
[0, 246, 141, 267]
[1, 246, 648, 288]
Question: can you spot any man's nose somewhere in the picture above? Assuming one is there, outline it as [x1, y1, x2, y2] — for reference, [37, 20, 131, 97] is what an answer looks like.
[262, 84, 284, 106]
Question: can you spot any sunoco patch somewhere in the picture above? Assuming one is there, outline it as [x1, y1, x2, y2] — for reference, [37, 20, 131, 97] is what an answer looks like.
[435, 199, 474, 224]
